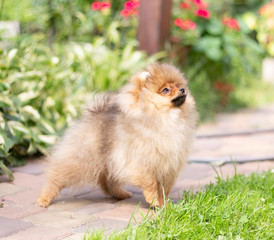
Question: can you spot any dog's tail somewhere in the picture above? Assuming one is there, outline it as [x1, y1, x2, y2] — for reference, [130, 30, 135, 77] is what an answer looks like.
[85, 92, 115, 114]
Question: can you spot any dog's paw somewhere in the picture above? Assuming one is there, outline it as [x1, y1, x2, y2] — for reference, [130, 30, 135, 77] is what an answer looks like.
[37, 196, 51, 208]
[113, 189, 132, 200]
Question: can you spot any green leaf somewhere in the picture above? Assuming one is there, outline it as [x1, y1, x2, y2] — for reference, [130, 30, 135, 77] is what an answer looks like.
[38, 135, 58, 145]
[21, 106, 40, 120]
[0, 131, 15, 153]
[196, 37, 222, 61]
[7, 49, 18, 64]
[18, 91, 39, 105]
[206, 19, 223, 35]
[0, 161, 14, 181]
[0, 95, 13, 108]
[39, 118, 55, 135]
[0, 82, 9, 92]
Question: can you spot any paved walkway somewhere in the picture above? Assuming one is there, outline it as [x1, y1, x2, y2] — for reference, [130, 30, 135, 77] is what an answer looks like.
[1, 105, 274, 240]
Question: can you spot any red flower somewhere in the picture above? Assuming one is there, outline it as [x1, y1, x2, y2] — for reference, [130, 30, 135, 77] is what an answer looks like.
[195, 9, 211, 19]
[180, 2, 191, 9]
[101, 1, 111, 10]
[91, 1, 111, 11]
[125, 0, 140, 10]
[121, 9, 131, 17]
[193, 0, 209, 9]
[121, 0, 140, 17]
[174, 18, 184, 27]
[222, 17, 240, 31]
[174, 18, 196, 30]
[91, 1, 102, 10]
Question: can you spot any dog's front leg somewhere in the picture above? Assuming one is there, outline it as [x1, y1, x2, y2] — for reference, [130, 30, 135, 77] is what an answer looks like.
[133, 172, 166, 207]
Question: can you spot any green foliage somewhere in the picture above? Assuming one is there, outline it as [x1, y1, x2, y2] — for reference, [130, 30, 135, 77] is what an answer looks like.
[85, 170, 274, 239]
[0, 36, 161, 177]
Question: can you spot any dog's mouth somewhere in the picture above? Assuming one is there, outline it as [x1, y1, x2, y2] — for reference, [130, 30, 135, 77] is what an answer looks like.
[172, 94, 186, 107]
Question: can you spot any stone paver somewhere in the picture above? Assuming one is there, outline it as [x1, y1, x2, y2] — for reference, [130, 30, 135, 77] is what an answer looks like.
[75, 218, 129, 235]
[23, 211, 96, 228]
[0, 217, 33, 238]
[0, 201, 46, 219]
[0, 104, 273, 239]
[94, 204, 151, 223]
[73, 203, 116, 215]
[4, 226, 71, 240]
[48, 197, 93, 211]
[0, 183, 26, 198]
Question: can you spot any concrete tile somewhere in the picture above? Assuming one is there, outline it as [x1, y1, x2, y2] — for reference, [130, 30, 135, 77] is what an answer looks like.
[0, 217, 33, 238]
[178, 163, 214, 181]
[0, 201, 46, 219]
[5, 226, 71, 240]
[124, 184, 143, 194]
[0, 183, 26, 198]
[75, 218, 128, 235]
[11, 172, 46, 191]
[116, 193, 150, 209]
[0, 174, 10, 182]
[6, 188, 40, 205]
[73, 202, 115, 215]
[61, 232, 85, 240]
[78, 189, 118, 204]
[23, 210, 96, 228]
[94, 204, 151, 223]
[60, 186, 95, 197]
[11, 158, 46, 175]
[48, 197, 93, 211]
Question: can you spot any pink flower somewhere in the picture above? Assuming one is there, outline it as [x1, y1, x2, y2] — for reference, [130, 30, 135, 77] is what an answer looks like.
[185, 20, 196, 30]
[222, 17, 240, 31]
[195, 9, 211, 19]
[121, 0, 140, 17]
[174, 18, 184, 27]
[174, 18, 196, 30]
[180, 2, 191, 9]
[91, 1, 102, 10]
[258, 2, 274, 17]
[193, 0, 209, 9]
[101, 1, 111, 10]
[91, 1, 111, 11]
[121, 9, 131, 17]
[125, 0, 140, 10]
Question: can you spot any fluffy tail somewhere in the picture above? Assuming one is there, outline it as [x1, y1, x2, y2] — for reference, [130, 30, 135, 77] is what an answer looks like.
[85, 92, 115, 114]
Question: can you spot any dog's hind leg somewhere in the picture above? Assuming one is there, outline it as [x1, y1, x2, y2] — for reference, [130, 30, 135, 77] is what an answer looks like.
[133, 172, 166, 207]
[37, 162, 81, 207]
[98, 171, 131, 200]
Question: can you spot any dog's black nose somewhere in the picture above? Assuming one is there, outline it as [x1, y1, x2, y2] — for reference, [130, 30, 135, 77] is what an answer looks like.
[172, 95, 186, 107]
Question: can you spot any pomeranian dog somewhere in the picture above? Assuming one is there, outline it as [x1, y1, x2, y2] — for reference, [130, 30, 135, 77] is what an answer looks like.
[37, 63, 197, 208]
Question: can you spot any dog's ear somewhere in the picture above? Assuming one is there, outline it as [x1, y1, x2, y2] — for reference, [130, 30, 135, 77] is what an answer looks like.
[130, 71, 150, 89]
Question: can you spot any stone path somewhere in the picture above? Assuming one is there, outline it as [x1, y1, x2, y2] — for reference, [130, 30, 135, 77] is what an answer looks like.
[1, 105, 274, 240]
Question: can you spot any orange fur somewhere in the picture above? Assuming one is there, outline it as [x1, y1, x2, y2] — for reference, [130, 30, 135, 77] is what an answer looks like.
[37, 63, 197, 208]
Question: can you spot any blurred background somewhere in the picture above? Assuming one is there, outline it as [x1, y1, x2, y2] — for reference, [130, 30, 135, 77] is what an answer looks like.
[0, 0, 274, 176]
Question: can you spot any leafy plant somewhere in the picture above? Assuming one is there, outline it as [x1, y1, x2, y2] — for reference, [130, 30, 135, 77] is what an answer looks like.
[171, 0, 265, 109]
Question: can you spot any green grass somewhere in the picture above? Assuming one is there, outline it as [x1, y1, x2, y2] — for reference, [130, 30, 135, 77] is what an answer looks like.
[84, 170, 274, 239]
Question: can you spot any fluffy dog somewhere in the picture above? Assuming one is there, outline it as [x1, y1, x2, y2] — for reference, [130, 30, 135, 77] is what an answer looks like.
[37, 63, 197, 207]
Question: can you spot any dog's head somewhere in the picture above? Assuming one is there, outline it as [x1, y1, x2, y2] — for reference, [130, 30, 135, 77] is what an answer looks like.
[129, 63, 189, 111]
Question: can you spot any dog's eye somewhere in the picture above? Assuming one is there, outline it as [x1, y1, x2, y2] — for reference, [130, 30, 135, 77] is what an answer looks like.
[179, 88, 185, 93]
[162, 88, 170, 93]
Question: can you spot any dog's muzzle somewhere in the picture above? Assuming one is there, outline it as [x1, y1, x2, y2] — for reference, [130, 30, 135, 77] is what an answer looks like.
[172, 94, 186, 107]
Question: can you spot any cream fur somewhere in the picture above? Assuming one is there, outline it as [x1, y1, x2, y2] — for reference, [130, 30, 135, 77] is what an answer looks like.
[37, 63, 197, 207]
